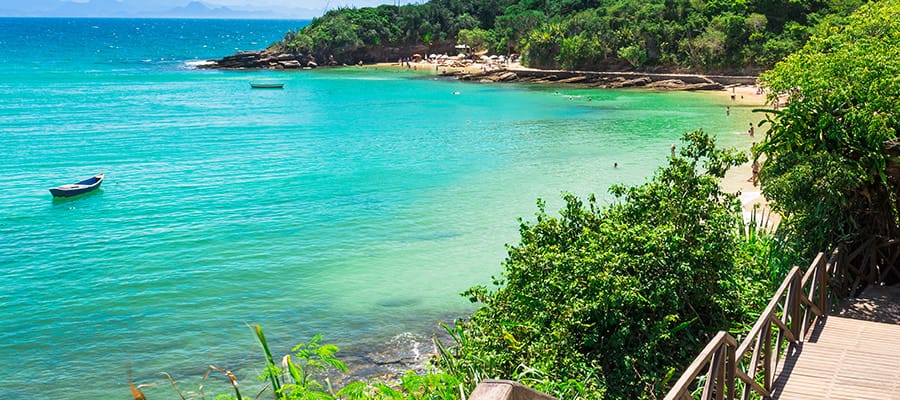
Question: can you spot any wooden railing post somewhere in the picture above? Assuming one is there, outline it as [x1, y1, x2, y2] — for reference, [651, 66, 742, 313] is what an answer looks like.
[664, 249, 846, 400]
[725, 341, 735, 400]
[790, 272, 802, 341]
[763, 319, 772, 391]
[817, 252, 827, 315]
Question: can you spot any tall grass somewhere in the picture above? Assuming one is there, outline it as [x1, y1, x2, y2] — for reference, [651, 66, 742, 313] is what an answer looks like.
[157, 324, 464, 400]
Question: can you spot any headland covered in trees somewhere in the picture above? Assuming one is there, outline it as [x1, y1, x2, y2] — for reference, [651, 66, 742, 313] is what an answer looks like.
[202, 0, 865, 82]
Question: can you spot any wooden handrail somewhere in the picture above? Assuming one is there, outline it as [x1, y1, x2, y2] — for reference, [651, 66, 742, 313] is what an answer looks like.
[663, 248, 841, 400]
[468, 240, 898, 400]
[665, 332, 738, 400]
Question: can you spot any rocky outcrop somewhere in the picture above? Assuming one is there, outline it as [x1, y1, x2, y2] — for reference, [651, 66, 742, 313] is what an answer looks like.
[200, 40, 461, 70]
[450, 68, 754, 90]
[198, 50, 323, 70]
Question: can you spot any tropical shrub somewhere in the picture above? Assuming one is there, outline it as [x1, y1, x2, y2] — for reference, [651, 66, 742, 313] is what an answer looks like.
[169, 325, 463, 400]
[757, 0, 900, 259]
[438, 131, 778, 399]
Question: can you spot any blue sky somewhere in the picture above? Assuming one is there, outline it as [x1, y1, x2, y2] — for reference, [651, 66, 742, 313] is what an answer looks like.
[0, 0, 419, 18]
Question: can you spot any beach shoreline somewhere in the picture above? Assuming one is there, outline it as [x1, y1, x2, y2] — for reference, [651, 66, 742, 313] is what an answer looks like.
[711, 85, 779, 228]
[367, 59, 775, 221]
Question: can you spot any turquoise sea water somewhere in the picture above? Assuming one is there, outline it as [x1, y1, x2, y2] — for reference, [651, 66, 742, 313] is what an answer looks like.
[0, 18, 757, 399]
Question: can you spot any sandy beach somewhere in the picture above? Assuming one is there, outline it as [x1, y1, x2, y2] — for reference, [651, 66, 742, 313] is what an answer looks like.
[712, 85, 779, 228]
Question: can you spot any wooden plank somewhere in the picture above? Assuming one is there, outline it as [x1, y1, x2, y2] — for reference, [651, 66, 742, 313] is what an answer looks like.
[736, 267, 801, 357]
[772, 316, 900, 400]
[663, 332, 737, 400]
[469, 379, 558, 400]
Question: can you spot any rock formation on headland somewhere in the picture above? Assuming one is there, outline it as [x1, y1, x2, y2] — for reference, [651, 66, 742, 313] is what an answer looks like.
[198, 41, 460, 70]
[446, 69, 757, 90]
[198, 50, 322, 70]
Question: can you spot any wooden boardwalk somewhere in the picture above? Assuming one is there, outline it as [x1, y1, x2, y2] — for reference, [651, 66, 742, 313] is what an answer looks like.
[472, 248, 900, 400]
[772, 286, 900, 400]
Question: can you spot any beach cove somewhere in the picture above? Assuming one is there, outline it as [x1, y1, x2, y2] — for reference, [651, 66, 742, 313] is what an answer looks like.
[0, 18, 765, 399]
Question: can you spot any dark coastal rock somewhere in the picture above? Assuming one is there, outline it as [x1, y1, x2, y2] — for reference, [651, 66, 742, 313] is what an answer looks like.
[325, 321, 460, 388]
[681, 82, 725, 91]
[609, 77, 652, 88]
[643, 79, 720, 90]
[447, 67, 747, 91]
[497, 72, 518, 81]
[201, 40, 463, 70]
[645, 79, 686, 89]
[198, 50, 316, 70]
[556, 75, 588, 84]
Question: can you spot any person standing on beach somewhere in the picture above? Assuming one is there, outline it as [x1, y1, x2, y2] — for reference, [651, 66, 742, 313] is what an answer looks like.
[749, 123, 755, 137]
[749, 159, 760, 185]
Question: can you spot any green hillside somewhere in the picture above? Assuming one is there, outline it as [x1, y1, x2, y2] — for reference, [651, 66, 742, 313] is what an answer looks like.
[271, 0, 866, 72]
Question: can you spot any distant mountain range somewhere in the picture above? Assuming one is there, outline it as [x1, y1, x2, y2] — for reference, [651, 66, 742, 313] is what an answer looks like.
[162, 1, 273, 18]
[0, 0, 324, 19]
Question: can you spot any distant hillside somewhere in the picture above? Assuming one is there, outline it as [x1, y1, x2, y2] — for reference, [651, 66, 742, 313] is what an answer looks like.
[269, 0, 867, 73]
[161, 2, 263, 18]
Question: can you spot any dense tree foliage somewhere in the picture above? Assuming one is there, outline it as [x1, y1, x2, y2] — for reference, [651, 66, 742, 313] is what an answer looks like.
[437, 131, 779, 399]
[271, 0, 866, 71]
[757, 0, 900, 259]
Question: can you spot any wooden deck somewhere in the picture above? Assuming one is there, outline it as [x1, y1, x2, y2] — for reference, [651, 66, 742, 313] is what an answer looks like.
[772, 286, 900, 400]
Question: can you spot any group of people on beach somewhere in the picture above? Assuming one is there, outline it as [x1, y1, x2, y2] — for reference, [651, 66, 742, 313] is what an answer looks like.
[726, 86, 763, 185]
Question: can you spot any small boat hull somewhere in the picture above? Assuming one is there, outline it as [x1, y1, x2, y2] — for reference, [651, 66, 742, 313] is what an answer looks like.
[49, 173, 104, 197]
[250, 82, 284, 89]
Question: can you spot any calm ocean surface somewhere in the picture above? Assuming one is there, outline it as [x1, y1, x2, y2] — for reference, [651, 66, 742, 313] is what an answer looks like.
[0, 18, 756, 399]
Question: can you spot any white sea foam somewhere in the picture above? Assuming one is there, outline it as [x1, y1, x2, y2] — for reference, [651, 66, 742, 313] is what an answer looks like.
[184, 60, 215, 68]
[391, 332, 423, 361]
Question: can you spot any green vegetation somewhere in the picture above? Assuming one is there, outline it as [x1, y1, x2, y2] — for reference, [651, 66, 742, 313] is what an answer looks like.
[757, 0, 900, 258]
[271, 0, 866, 71]
[162, 325, 463, 400]
[436, 130, 782, 399]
